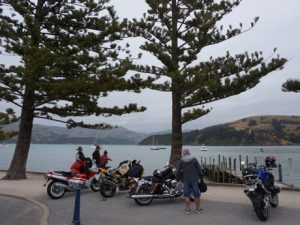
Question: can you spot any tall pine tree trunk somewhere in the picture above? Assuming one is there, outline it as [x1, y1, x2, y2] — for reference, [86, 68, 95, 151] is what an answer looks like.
[3, 96, 34, 180]
[169, 0, 182, 166]
[170, 89, 182, 166]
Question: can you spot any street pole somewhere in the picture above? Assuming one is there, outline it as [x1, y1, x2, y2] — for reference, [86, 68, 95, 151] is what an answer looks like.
[71, 185, 81, 225]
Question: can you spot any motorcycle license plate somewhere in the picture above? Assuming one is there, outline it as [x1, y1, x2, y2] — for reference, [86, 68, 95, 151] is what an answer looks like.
[245, 184, 256, 191]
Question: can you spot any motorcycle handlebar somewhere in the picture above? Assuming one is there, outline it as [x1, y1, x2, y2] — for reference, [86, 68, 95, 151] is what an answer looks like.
[164, 164, 176, 169]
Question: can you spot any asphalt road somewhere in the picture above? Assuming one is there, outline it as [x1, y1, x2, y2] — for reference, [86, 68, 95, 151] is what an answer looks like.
[1, 173, 300, 225]
[36, 186, 300, 225]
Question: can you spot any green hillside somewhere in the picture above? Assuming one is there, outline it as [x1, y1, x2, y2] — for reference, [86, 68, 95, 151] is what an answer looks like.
[139, 115, 300, 146]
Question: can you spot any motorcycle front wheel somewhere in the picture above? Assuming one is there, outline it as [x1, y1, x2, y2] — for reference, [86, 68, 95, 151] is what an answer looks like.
[47, 180, 66, 199]
[99, 183, 116, 198]
[134, 184, 153, 206]
[255, 205, 268, 221]
[90, 178, 100, 192]
[254, 193, 269, 221]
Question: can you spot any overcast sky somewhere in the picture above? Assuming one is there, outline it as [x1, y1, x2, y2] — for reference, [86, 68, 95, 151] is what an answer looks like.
[1, 0, 300, 133]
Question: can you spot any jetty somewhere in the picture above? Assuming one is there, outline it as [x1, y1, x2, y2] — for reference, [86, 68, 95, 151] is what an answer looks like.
[200, 154, 297, 189]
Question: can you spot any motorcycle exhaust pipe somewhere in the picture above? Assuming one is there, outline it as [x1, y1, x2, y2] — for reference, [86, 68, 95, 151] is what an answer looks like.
[131, 194, 154, 199]
[153, 194, 174, 198]
[101, 179, 117, 188]
[131, 194, 173, 199]
[54, 182, 73, 191]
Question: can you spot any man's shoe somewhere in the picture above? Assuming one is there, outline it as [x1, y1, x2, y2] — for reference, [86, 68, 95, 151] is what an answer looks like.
[185, 208, 192, 215]
[195, 208, 203, 214]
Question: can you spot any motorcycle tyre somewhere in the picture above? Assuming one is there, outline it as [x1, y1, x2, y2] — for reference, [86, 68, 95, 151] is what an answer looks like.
[90, 178, 100, 192]
[134, 185, 153, 206]
[270, 194, 279, 208]
[99, 183, 116, 198]
[47, 180, 66, 199]
[254, 206, 268, 221]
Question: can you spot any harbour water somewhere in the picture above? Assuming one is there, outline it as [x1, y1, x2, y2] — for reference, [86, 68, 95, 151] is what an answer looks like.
[0, 144, 299, 187]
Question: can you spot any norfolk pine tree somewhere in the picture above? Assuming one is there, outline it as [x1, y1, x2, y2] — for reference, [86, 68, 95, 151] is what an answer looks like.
[0, 108, 18, 140]
[0, 0, 151, 179]
[128, 0, 287, 165]
[282, 79, 300, 92]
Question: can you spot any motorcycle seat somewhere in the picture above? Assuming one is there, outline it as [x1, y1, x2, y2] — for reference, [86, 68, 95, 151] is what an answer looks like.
[64, 171, 77, 177]
[52, 171, 76, 177]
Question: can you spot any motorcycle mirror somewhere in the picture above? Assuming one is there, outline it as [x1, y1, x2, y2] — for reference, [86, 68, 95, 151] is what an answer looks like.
[241, 161, 246, 169]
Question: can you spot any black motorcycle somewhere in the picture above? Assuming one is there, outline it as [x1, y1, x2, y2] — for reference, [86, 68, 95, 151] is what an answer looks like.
[242, 161, 280, 221]
[129, 164, 193, 206]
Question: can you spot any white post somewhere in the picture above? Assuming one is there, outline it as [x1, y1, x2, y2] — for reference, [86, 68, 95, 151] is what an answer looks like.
[288, 158, 294, 187]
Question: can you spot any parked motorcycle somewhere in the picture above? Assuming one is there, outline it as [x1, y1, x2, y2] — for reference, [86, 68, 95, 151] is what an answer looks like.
[129, 164, 189, 206]
[98, 159, 144, 198]
[44, 158, 100, 199]
[241, 156, 280, 221]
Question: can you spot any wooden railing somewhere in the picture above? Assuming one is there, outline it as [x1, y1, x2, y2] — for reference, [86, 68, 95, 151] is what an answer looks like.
[199, 154, 296, 187]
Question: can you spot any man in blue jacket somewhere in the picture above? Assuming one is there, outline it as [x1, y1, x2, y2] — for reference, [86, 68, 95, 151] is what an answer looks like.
[176, 149, 203, 215]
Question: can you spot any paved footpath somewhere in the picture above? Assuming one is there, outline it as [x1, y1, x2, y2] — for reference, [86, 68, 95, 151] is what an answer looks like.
[1, 172, 300, 225]
[0, 195, 42, 225]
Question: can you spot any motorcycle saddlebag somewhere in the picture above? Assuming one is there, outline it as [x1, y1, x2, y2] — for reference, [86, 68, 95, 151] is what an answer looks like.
[269, 186, 281, 195]
[127, 163, 144, 178]
[84, 157, 93, 169]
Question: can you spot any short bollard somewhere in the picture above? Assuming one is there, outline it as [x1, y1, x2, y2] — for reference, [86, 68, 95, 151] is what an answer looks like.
[72, 185, 81, 225]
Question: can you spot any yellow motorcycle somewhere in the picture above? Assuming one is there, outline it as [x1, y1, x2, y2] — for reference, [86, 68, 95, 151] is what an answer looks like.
[98, 160, 144, 198]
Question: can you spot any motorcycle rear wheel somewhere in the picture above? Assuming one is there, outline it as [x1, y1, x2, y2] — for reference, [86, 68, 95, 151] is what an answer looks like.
[99, 183, 116, 198]
[47, 180, 66, 199]
[90, 178, 100, 192]
[134, 184, 153, 206]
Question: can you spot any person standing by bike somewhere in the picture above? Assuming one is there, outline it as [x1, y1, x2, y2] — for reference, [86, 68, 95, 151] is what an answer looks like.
[99, 150, 112, 167]
[92, 145, 101, 167]
[176, 149, 204, 215]
[76, 146, 85, 161]
[71, 146, 86, 174]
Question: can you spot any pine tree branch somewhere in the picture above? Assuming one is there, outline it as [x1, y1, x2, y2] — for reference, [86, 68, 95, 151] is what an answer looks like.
[282, 79, 300, 93]
[34, 115, 115, 130]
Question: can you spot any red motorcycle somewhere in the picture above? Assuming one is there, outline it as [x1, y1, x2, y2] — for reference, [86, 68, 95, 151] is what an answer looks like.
[44, 158, 100, 199]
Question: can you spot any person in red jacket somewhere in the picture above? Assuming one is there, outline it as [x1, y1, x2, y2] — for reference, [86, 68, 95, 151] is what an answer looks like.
[99, 150, 112, 167]
[71, 160, 85, 174]
[71, 146, 86, 174]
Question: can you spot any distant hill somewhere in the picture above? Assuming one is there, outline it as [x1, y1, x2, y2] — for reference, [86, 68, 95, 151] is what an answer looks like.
[3, 115, 300, 145]
[1, 123, 148, 145]
[139, 115, 300, 146]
